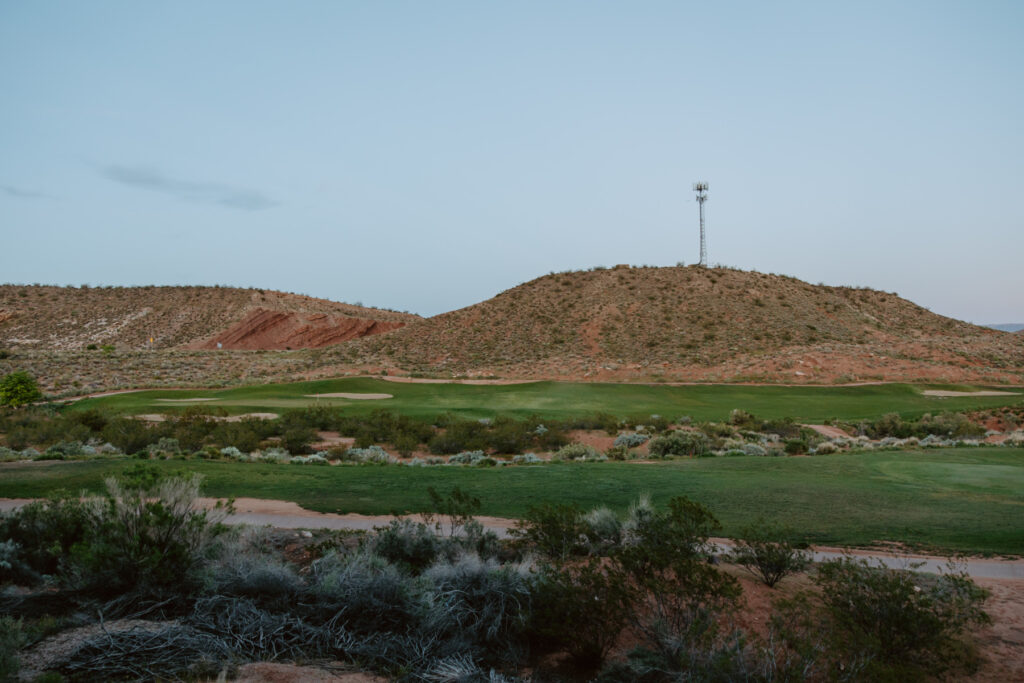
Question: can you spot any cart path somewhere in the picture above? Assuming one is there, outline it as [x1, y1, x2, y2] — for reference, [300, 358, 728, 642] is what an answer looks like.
[2, 496, 1020, 579]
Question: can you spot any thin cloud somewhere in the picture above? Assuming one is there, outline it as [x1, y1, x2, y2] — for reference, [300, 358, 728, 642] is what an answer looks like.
[0, 184, 49, 199]
[101, 165, 278, 210]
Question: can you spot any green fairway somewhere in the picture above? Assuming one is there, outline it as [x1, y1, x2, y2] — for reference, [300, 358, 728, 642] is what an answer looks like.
[4, 448, 1022, 555]
[70, 378, 1024, 422]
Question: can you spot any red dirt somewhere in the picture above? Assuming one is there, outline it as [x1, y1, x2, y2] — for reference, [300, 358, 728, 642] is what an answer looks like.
[189, 308, 407, 350]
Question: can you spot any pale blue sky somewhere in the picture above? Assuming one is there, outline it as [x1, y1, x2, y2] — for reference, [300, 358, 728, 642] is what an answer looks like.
[1, 1, 1022, 322]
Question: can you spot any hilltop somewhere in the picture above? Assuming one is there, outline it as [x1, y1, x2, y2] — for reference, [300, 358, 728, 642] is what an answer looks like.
[337, 265, 1024, 384]
[0, 285, 419, 351]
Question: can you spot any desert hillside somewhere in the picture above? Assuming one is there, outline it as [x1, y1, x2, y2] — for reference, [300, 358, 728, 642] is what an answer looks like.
[2, 267, 1022, 394]
[0, 285, 419, 351]
[334, 265, 1024, 383]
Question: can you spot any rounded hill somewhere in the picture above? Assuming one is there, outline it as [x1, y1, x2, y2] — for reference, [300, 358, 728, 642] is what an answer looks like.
[340, 266, 1023, 383]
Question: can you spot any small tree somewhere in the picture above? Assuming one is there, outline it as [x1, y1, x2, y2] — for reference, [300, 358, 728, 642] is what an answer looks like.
[728, 520, 811, 587]
[0, 371, 41, 408]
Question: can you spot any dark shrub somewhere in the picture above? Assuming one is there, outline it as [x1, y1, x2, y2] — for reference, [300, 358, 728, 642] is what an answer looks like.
[648, 430, 710, 458]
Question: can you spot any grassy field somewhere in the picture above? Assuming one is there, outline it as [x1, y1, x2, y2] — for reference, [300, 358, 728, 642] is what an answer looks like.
[4, 448, 1022, 556]
[70, 378, 1024, 422]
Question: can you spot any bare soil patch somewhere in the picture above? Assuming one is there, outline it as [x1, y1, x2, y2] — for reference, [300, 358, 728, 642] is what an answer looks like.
[803, 424, 851, 439]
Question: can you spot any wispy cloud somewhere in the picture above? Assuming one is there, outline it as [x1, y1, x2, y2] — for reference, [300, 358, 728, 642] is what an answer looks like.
[101, 165, 278, 210]
[0, 184, 49, 199]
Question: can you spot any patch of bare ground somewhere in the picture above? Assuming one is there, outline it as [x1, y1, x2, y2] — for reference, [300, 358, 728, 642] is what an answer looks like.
[229, 663, 385, 683]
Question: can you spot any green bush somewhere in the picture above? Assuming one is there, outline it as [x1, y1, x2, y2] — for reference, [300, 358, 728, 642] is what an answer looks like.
[529, 557, 632, 671]
[512, 503, 588, 563]
[0, 371, 41, 408]
[814, 557, 990, 680]
[0, 616, 26, 679]
[648, 430, 710, 458]
[67, 471, 232, 595]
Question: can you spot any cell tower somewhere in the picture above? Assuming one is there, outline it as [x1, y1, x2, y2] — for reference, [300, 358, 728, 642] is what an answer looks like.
[693, 181, 709, 267]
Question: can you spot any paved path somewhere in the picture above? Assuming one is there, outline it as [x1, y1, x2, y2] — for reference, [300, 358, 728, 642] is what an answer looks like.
[3, 498, 1021, 579]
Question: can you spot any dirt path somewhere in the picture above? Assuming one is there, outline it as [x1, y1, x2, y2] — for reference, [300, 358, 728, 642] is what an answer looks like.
[802, 424, 851, 439]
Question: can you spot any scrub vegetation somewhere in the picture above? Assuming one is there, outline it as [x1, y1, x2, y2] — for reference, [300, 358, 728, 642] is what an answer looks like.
[0, 473, 991, 681]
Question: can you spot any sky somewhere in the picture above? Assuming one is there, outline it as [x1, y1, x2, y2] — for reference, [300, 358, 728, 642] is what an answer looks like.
[1, 1, 1022, 323]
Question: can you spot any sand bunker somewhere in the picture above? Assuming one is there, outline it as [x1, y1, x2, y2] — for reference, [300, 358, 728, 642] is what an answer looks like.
[922, 390, 1020, 397]
[304, 393, 393, 400]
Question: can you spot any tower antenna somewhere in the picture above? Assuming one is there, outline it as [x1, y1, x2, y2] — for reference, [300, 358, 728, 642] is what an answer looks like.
[693, 181, 709, 267]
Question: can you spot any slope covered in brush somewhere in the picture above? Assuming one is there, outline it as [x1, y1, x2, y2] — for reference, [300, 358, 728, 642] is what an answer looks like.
[0, 285, 419, 351]
[340, 266, 1022, 383]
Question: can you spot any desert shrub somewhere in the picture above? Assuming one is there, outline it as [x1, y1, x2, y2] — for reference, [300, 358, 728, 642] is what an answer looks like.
[582, 506, 622, 553]
[290, 452, 327, 464]
[528, 557, 632, 671]
[784, 438, 808, 455]
[741, 442, 767, 456]
[563, 412, 620, 434]
[101, 416, 157, 454]
[422, 553, 533, 663]
[553, 443, 600, 461]
[307, 550, 422, 633]
[0, 539, 37, 586]
[205, 552, 302, 603]
[0, 616, 26, 679]
[919, 412, 986, 439]
[812, 441, 838, 454]
[219, 445, 244, 459]
[813, 557, 990, 680]
[0, 494, 93, 578]
[261, 446, 291, 462]
[209, 421, 262, 452]
[511, 503, 588, 563]
[648, 430, 710, 458]
[425, 486, 482, 537]
[428, 419, 489, 454]
[281, 425, 316, 454]
[728, 521, 810, 588]
[614, 497, 741, 662]
[370, 519, 443, 574]
[728, 409, 757, 428]
[149, 436, 180, 455]
[448, 450, 487, 465]
[344, 445, 396, 464]
[613, 432, 649, 448]
[759, 417, 801, 439]
[67, 471, 232, 595]
[511, 452, 543, 464]
[699, 422, 735, 439]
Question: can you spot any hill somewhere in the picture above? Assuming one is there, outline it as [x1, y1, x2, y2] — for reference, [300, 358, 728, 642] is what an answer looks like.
[986, 323, 1024, 333]
[0, 285, 419, 351]
[336, 265, 1024, 384]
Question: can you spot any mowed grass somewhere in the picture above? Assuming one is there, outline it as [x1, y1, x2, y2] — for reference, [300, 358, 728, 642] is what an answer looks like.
[71, 378, 1024, 422]
[3, 448, 1022, 556]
